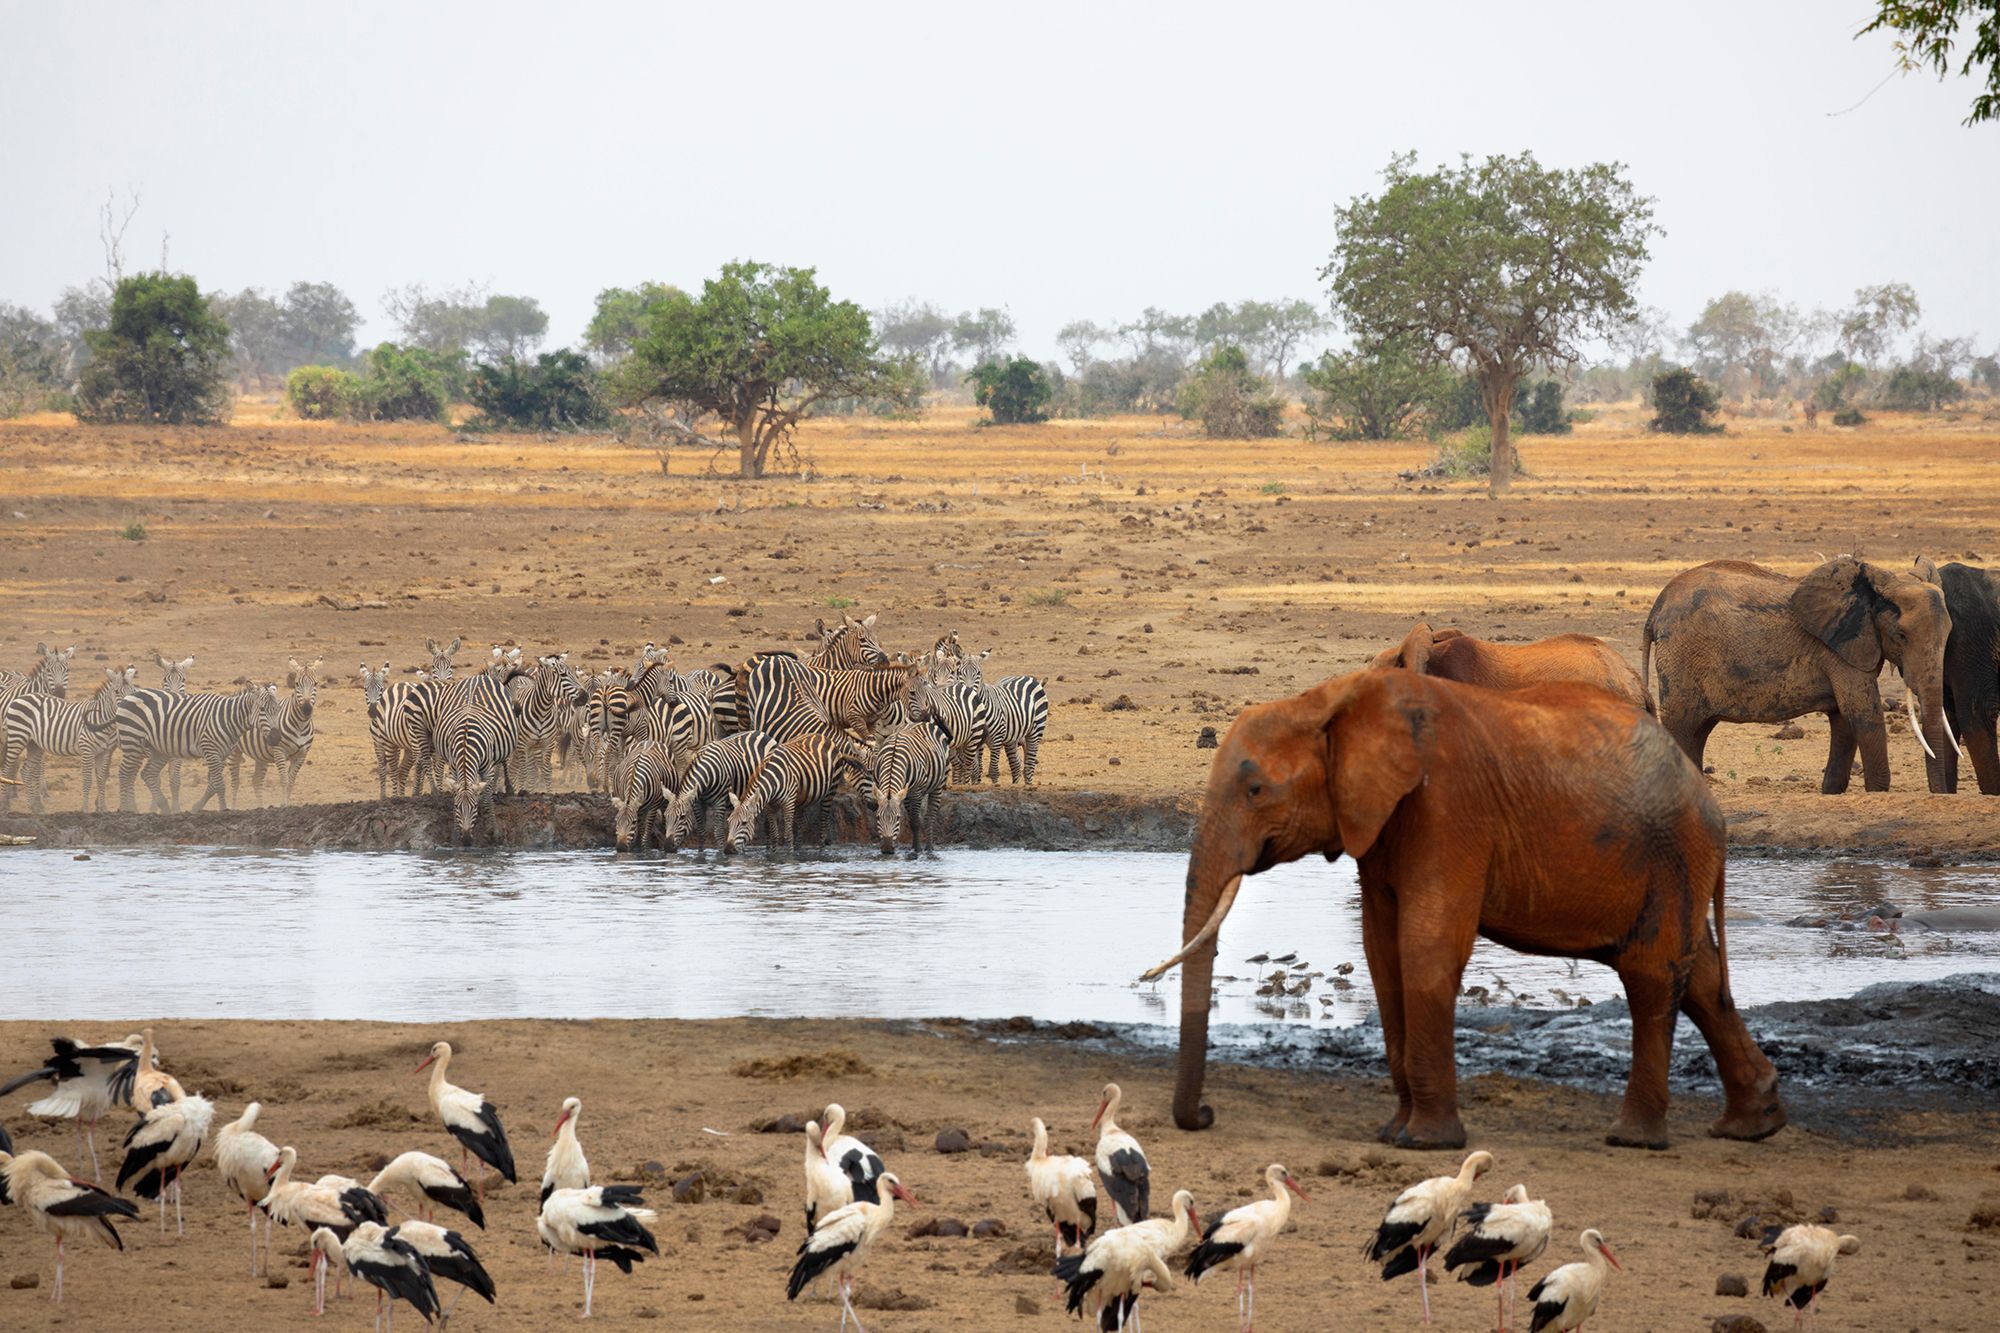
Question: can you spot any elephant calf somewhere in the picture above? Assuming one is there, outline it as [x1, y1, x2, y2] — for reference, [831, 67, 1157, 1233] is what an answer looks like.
[1371, 623, 1652, 713]
[1913, 557, 2000, 794]
[1146, 668, 1785, 1151]
[1642, 557, 1953, 793]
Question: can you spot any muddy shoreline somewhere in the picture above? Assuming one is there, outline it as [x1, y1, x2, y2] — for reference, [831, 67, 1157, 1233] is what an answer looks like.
[6, 786, 1997, 859]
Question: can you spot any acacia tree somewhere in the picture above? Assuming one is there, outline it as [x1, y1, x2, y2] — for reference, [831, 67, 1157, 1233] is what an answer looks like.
[1323, 152, 1657, 495]
[1838, 282, 1922, 365]
[622, 261, 911, 479]
[950, 307, 1015, 367]
[876, 300, 954, 384]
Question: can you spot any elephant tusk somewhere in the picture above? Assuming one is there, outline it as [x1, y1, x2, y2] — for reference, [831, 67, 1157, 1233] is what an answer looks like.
[1945, 707, 1963, 756]
[1139, 874, 1244, 982]
[1905, 689, 1938, 761]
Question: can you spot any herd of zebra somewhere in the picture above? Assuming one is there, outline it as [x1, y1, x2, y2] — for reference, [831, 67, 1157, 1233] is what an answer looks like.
[0, 614, 1051, 855]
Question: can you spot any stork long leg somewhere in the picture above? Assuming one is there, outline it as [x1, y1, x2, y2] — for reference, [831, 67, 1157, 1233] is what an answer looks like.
[174, 1168, 185, 1236]
[1419, 1245, 1432, 1325]
[85, 1117, 101, 1181]
[1246, 1264, 1256, 1332]
[52, 1236, 63, 1304]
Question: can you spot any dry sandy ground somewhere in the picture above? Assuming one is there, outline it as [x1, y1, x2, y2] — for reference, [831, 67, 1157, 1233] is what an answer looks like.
[3, 401, 1999, 851]
[0, 1019, 1995, 1332]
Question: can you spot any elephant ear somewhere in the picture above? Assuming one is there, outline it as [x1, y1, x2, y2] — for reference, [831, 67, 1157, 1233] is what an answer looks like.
[1321, 674, 1425, 860]
[1912, 555, 1940, 584]
[1393, 623, 1434, 674]
[1790, 558, 1884, 674]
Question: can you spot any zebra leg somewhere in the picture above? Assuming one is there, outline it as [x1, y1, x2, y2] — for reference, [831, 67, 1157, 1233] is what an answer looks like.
[169, 758, 182, 813]
[1005, 743, 1023, 785]
[0, 734, 19, 813]
[140, 754, 171, 814]
[987, 742, 1000, 784]
[196, 745, 228, 813]
[1023, 733, 1041, 787]
[27, 745, 47, 815]
[119, 747, 143, 813]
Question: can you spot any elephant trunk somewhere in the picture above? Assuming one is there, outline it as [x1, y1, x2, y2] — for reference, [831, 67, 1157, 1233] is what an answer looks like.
[1147, 824, 1250, 1131]
[1902, 668, 1957, 793]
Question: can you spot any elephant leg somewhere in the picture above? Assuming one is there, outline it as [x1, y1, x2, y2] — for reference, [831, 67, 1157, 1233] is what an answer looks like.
[1820, 711, 1858, 794]
[1359, 877, 1412, 1143]
[1679, 928, 1786, 1142]
[1393, 893, 1477, 1150]
[1605, 960, 1681, 1150]
[1968, 721, 2000, 795]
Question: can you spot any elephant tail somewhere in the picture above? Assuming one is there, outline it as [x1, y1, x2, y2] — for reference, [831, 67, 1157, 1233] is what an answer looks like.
[1638, 617, 1659, 718]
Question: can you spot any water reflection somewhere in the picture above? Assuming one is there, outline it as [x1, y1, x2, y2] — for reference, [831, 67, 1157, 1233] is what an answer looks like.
[1, 848, 1995, 1023]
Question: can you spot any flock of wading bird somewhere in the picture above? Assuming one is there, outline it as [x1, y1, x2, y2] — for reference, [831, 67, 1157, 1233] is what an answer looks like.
[0, 612, 1051, 854]
[0, 1034, 1862, 1331]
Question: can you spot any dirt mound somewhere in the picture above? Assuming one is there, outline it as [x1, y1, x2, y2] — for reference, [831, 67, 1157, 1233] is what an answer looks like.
[729, 1049, 872, 1080]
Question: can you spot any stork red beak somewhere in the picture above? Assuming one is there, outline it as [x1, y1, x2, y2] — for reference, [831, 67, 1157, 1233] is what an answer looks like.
[1090, 1100, 1107, 1132]
[1188, 1208, 1202, 1233]
[265, 1160, 283, 1179]
[553, 1110, 571, 1140]
[414, 1054, 437, 1073]
[1286, 1177, 1311, 1203]
[890, 1182, 919, 1204]
[1598, 1243, 1623, 1272]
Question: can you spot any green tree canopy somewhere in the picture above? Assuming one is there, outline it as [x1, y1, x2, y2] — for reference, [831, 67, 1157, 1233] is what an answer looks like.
[585, 283, 682, 365]
[966, 356, 1053, 424]
[1838, 281, 1922, 366]
[74, 272, 233, 425]
[1302, 338, 1451, 441]
[621, 261, 912, 479]
[1861, 2, 2000, 124]
[1323, 151, 1657, 494]
[875, 300, 954, 384]
[950, 307, 1016, 366]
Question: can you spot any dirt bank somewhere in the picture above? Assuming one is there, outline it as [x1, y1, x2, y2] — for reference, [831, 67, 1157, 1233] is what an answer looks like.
[8, 786, 1994, 860]
[1, 1016, 1995, 1332]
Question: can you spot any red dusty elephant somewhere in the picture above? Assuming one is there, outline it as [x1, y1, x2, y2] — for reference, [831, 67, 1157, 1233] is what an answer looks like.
[1142, 668, 1785, 1151]
[1370, 623, 1653, 714]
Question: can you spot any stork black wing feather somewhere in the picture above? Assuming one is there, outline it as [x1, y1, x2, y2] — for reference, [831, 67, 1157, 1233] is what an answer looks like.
[425, 1230, 496, 1302]
[1185, 1237, 1245, 1282]
[352, 1246, 441, 1322]
[594, 1244, 648, 1274]
[788, 1237, 856, 1300]
[579, 1211, 659, 1254]
[1054, 1253, 1105, 1315]
[45, 1185, 140, 1221]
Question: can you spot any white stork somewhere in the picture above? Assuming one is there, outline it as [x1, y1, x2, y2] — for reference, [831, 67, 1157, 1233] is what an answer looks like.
[0, 1031, 147, 1178]
[1055, 1221, 1176, 1332]
[543, 1096, 590, 1207]
[1445, 1183, 1553, 1332]
[1761, 1223, 1861, 1329]
[214, 1101, 281, 1275]
[0, 1148, 140, 1303]
[804, 1118, 852, 1234]
[1026, 1116, 1098, 1256]
[261, 1145, 388, 1310]
[1366, 1149, 1495, 1324]
[786, 1170, 917, 1332]
[128, 1028, 177, 1110]
[1091, 1082, 1150, 1227]
[369, 1149, 485, 1229]
[1186, 1163, 1309, 1332]
[820, 1102, 887, 1205]
[540, 1183, 660, 1318]
[391, 1218, 497, 1322]
[1525, 1228, 1622, 1332]
[115, 1082, 213, 1235]
[310, 1221, 441, 1330]
[414, 1042, 516, 1196]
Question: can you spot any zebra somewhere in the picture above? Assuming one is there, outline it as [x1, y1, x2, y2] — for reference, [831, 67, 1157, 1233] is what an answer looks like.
[915, 654, 991, 786]
[637, 690, 720, 793]
[0, 643, 74, 714]
[611, 738, 675, 853]
[425, 637, 462, 679]
[662, 730, 778, 854]
[438, 673, 521, 845]
[114, 684, 268, 813]
[360, 665, 433, 798]
[807, 613, 889, 669]
[948, 650, 1051, 787]
[873, 718, 952, 856]
[509, 654, 587, 793]
[725, 734, 865, 856]
[393, 637, 468, 793]
[799, 661, 924, 737]
[743, 655, 835, 743]
[675, 664, 741, 735]
[586, 668, 649, 793]
[0, 665, 135, 813]
[151, 651, 195, 807]
[227, 658, 320, 806]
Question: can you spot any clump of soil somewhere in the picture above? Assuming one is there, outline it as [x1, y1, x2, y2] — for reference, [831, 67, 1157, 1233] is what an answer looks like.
[730, 1049, 871, 1080]
[330, 1097, 425, 1129]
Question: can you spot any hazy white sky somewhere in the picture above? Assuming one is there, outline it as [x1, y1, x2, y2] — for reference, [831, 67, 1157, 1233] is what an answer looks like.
[3, 1, 1994, 359]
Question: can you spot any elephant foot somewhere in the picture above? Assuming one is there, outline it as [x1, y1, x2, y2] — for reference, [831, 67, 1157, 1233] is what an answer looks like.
[1709, 1082, 1787, 1142]
[1393, 1115, 1467, 1151]
[1374, 1107, 1410, 1144]
[1603, 1115, 1671, 1151]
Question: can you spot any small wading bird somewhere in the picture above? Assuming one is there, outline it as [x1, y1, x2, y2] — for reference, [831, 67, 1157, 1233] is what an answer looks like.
[1055, 1189, 1199, 1331]
[116, 1082, 214, 1235]
[1091, 1083, 1150, 1227]
[391, 1217, 497, 1324]
[1367, 1149, 1495, 1324]
[214, 1101, 282, 1275]
[0, 1032, 147, 1178]
[310, 1221, 441, 1331]
[414, 1042, 516, 1196]
[369, 1150, 485, 1229]
[1526, 1229, 1621, 1332]
[787, 1170, 917, 1333]
[1186, 1164, 1309, 1333]
[539, 1183, 660, 1319]
[1444, 1183, 1553, 1333]
[0, 1148, 140, 1303]
[1026, 1117, 1097, 1257]
[1760, 1223, 1862, 1330]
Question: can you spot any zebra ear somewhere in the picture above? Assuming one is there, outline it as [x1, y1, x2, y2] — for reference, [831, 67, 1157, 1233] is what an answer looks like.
[288, 657, 303, 676]
[861, 613, 877, 630]
[446, 638, 460, 655]
[426, 637, 438, 655]
[181, 656, 195, 670]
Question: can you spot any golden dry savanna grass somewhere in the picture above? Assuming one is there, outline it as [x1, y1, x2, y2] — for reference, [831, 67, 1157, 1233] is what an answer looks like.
[1, 398, 1997, 840]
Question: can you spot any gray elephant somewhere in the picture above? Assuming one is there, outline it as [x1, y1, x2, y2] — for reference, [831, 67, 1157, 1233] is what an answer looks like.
[1913, 557, 2000, 794]
[1641, 557, 1954, 793]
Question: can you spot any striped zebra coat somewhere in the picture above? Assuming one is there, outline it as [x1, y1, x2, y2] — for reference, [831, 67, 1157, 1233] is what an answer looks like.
[438, 673, 522, 845]
[637, 691, 720, 793]
[948, 651, 1050, 787]
[662, 731, 779, 853]
[725, 734, 866, 856]
[150, 651, 195, 807]
[915, 656, 992, 786]
[743, 655, 836, 743]
[611, 739, 675, 853]
[807, 614, 888, 669]
[799, 662, 924, 737]
[509, 655, 588, 794]
[115, 685, 269, 814]
[0, 643, 74, 716]
[872, 718, 952, 856]
[1, 665, 135, 814]
[228, 658, 320, 807]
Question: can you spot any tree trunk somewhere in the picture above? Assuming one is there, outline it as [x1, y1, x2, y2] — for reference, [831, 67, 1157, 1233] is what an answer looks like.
[1480, 368, 1518, 498]
[736, 413, 760, 480]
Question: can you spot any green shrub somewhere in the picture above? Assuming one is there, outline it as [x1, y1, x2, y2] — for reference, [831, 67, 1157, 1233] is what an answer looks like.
[119, 521, 146, 541]
[358, 343, 459, 422]
[1832, 406, 1866, 427]
[286, 365, 360, 420]
[468, 349, 611, 429]
[1177, 345, 1285, 439]
[74, 273, 233, 425]
[967, 356, 1054, 424]
[1648, 367, 1724, 435]
[1815, 363, 1868, 410]
[1430, 373, 1487, 431]
[1514, 380, 1572, 435]
[1414, 426, 1527, 479]
[1878, 365, 1963, 411]
[1025, 587, 1071, 607]
[1300, 340, 1450, 440]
